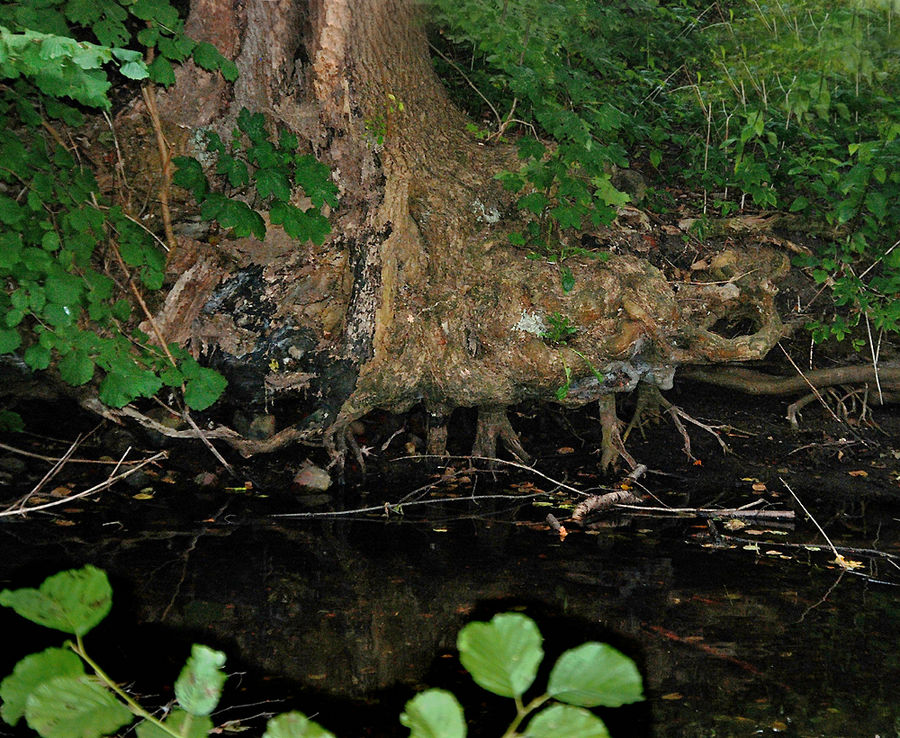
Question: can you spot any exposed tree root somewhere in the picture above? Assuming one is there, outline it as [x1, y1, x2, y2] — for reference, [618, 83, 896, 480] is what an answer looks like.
[680, 364, 900, 398]
[597, 395, 636, 471]
[621, 384, 730, 464]
[472, 405, 531, 463]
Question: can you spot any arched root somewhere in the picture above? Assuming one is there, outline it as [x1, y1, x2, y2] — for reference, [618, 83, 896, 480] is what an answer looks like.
[631, 385, 730, 462]
[597, 395, 636, 471]
[472, 405, 531, 463]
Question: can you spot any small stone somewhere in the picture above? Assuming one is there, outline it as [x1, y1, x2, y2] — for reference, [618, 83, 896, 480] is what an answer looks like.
[248, 414, 276, 439]
[292, 461, 331, 492]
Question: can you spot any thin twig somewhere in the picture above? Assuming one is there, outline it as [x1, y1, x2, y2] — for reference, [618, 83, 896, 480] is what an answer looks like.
[777, 342, 843, 424]
[0, 441, 149, 465]
[0, 451, 167, 518]
[271, 493, 546, 519]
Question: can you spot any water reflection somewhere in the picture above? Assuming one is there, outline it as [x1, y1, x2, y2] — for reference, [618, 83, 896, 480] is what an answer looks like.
[1, 495, 898, 737]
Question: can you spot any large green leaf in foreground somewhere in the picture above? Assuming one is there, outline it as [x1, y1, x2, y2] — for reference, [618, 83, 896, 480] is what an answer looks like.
[456, 612, 543, 698]
[547, 642, 644, 707]
[0, 565, 112, 636]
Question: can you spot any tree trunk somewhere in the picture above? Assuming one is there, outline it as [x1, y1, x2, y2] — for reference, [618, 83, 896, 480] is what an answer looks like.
[128, 0, 787, 466]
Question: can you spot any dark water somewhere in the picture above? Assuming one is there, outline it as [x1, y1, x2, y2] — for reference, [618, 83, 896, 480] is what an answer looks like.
[1, 478, 898, 738]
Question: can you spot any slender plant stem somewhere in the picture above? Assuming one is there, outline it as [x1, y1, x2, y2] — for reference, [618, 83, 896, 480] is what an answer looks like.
[502, 694, 550, 738]
[72, 637, 184, 738]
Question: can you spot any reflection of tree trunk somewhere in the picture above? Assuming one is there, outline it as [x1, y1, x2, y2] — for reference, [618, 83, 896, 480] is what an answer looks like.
[122, 0, 789, 466]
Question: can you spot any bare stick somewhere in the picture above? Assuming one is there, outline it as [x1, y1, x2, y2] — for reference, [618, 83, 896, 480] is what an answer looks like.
[0, 441, 149, 465]
[0, 451, 167, 518]
[777, 343, 843, 424]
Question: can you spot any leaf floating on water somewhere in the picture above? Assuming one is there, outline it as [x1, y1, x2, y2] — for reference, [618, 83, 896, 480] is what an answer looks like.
[556, 446, 575, 455]
[848, 470, 868, 477]
[751, 483, 767, 492]
[661, 692, 683, 701]
[832, 555, 864, 570]
[723, 519, 746, 531]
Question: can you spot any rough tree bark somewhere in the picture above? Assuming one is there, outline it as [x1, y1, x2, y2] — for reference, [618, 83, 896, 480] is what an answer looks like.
[111, 0, 791, 468]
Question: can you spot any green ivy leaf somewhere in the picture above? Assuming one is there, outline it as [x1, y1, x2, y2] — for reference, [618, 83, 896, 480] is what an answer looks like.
[255, 167, 292, 201]
[98, 364, 162, 406]
[25, 676, 132, 738]
[294, 155, 338, 208]
[456, 613, 543, 699]
[399, 689, 466, 738]
[130, 0, 180, 28]
[173, 156, 209, 199]
[523, 704, 609, 738]
[547, 642, 644, 708]
[174, 645, 227, 717]
[0, 409, 25, 432]
[549, 204, 583, 230]
[0, 566, 112, 636]
[518, 192, 549, 215]
[24, 344, 51, 370]
[262, 711, 337, 738]
[183, 365, 227, 410]
[216, 154, 249, 187]
[148, 55, 175, 86]
[0, 648, 85, 726]
[237, 108, 268, 143]
[0, 328, 22, 354]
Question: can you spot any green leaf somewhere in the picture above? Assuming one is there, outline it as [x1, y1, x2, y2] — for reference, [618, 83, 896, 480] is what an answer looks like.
[136, 709, 213, 738]
[173, 156, 209, 199]
[130, 0, 180, 27]
[269, 202, 330, 244]
[25, 676, 133, 738]
[24, 344, 52, 370]
[547, 642, 644, 708]
[111, 299, 132, 321]
[560, 266, 575, 293]
[524, 704, 609, 738]
[399, 689, 466, 738]
[183, 366, 227, 410]
[216, 154, 249, 187]
[58, 350, 95, 385]
[98, 364, 161, 407]
[255, 167, 292, 201]
[456, 612, 543, 699]
[263, 711, 337, 738]
[508, 232, 526, 246]
[789, 196, 809, 212]
[550, 204, 583, 230]
[0, 648, 84, 726]
[174, 645, 227, 717]
[865, 190, 887, 221]
[517, 137, 546, 160]
[0, 195, 25, 225]
[237, 108, 267, 143]
[0, 566, 112, 636]
[45, 271, 84, 305]
[148, 55, 175, 86]
[293, 155, 338, 208]
[0, 409, 25, 432]
[0, 328, 22, 354]
[518, 192, 549, 215]
[192, 41, 235, 80]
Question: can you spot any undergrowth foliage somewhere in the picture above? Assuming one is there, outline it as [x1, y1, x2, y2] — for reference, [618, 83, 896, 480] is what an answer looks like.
[0, 567, 644, 738]
[431, 0, 900, 347]
[0, 0, 334, 429]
